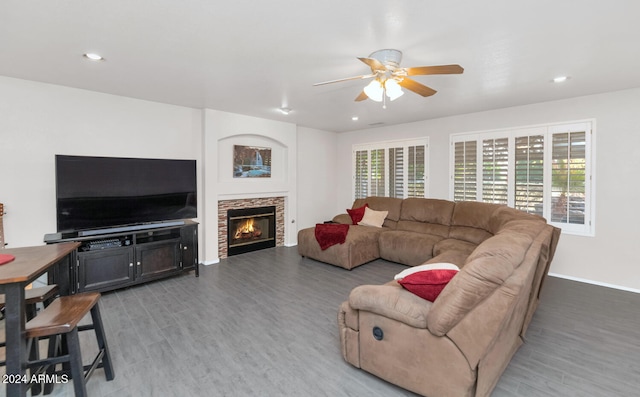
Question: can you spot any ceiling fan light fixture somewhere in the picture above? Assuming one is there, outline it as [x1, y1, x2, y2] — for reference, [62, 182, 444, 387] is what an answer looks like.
[364, 80, 384, 102]
[385, 79, 404, 101]
[278, 107, 291, 115]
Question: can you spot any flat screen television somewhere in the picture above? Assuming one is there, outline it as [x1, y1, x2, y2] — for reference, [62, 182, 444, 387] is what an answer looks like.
[55, 155, 197, 235]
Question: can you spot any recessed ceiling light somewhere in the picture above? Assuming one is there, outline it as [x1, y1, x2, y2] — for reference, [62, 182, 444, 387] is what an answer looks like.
[553, 76, 568, 83]
[83, 53, 104, 61]
[351, 116, 359, 121]
[278, 107, 291, 115]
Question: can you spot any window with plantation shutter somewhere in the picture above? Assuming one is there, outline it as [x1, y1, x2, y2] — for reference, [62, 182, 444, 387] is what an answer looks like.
[450, 121, 594, 236]
[389, 147, 404, 198]
[408, 145, 425, 197]
[354, 150, 368, 199]
[353, 139, 429, 200]
[453, 141, 477, 201]
[514, 134, 544, 216]
[482, 137, 509, 204]
[370, 149, 385, 196]
[550, 126, 589, 232]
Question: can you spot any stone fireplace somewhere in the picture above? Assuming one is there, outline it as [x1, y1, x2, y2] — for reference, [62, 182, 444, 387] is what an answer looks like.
[218, 197, 285, 258]
[227, 206, 276, 256]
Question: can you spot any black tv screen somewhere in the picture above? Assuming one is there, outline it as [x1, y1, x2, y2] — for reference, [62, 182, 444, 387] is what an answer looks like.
[55, 155, 197, 233]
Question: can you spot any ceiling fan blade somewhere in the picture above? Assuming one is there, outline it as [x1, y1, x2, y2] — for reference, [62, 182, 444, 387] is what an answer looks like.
[313, 74, 375, 86]
[355, 91, 368, 102]
[398, 78, 437, 97]
[358, 57, 386, 72]
[404, 64, 464, 76]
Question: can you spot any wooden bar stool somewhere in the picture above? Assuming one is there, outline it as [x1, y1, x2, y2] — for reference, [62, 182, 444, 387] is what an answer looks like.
[0, 284, 59, 356]
[0, 285, 59, 395]
[0, 284, 59, 322]
[25, 292, 115, 396]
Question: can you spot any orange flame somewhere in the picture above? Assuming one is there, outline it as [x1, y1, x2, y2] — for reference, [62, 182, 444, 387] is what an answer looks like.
[234, 218, 255, 239]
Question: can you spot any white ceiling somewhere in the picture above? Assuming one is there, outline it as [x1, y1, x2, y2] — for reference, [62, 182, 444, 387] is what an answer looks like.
[2, 1, 640, 132]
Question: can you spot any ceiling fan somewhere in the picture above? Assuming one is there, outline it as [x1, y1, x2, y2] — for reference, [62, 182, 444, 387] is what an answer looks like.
[313, 49, 463, 107]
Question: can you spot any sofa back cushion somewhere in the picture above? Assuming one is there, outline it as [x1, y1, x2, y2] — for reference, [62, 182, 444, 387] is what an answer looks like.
[488, 205, 547, 234]
[448, 201, 501, 244]
[396, 198, 455, 238]
[353, 197, 403, 229]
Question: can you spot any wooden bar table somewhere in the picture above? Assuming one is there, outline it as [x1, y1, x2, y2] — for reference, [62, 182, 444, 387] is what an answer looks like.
[0, 242, 79, 397]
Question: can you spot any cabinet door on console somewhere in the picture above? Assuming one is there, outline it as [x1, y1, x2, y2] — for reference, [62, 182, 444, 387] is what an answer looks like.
[78, 247, 134, 292]
[135, 239, 181, 281]
[180, 224, 198, 271]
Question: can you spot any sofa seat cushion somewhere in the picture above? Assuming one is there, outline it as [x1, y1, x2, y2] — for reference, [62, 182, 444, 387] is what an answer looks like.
[423, 250, 471, 268]
[434, 238, 477, 257]
[448, 226, 493, 245]
[397, 220, 450, 238]
[379, 230, 443, 267]
[298, 225, 383, 270]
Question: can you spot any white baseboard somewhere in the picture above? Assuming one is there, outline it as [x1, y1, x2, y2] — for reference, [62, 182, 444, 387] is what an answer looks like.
[201, 259, 220, 266]
[548, 272, 640, 294]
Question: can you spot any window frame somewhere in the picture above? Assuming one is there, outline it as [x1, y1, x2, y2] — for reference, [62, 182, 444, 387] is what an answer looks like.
[352, 138, 430, 201]
[449, 120, 595, 236]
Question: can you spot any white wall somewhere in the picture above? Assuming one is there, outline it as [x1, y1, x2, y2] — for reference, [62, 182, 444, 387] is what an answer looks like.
[336, 88, 640, 292]
[0, 77, 313, 267]
[0, 76, 203, 249]
[5, 73, 638, 292]
[296, 126, 339, 230]
[202, 109, 298, 263]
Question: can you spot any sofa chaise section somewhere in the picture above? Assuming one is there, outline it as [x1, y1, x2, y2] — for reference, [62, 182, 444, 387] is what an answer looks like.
[297, 197, 403, 270]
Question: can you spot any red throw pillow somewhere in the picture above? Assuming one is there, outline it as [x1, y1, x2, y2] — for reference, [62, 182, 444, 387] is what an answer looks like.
[346, 204, 368, 225]
[398, 269, 458, 302]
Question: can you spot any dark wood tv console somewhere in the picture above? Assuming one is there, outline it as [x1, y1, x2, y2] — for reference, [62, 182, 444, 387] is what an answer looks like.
[44, 220, 198, 294]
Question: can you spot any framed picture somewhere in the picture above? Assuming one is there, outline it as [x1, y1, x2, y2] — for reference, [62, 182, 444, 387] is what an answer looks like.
[233, 145, 272, 178]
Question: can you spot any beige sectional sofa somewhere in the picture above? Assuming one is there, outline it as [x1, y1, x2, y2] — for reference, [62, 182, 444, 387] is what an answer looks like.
[297, 197, 560, 397]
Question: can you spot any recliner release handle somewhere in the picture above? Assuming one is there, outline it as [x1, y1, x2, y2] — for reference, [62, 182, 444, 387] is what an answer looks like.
[373, 326, 384, 341]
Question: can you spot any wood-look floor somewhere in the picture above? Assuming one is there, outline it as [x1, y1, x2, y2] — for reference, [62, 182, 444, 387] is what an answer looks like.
[2, 246, 640, 396]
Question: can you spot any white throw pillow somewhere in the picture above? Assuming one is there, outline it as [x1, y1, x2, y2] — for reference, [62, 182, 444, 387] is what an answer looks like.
[357, 207, 388, 228]
[394, 262, 460, 280]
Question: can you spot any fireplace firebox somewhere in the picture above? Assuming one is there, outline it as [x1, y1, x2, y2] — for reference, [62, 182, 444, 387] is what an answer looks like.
[227, 206, 276, 256]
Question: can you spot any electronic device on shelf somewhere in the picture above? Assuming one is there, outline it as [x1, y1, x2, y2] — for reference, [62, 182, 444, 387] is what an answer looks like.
[82, 237, 132, 251]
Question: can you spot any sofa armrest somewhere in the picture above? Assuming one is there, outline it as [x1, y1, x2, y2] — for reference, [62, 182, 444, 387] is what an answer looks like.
[332, 213, 352, 224]
[348, 283, 433, 329]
